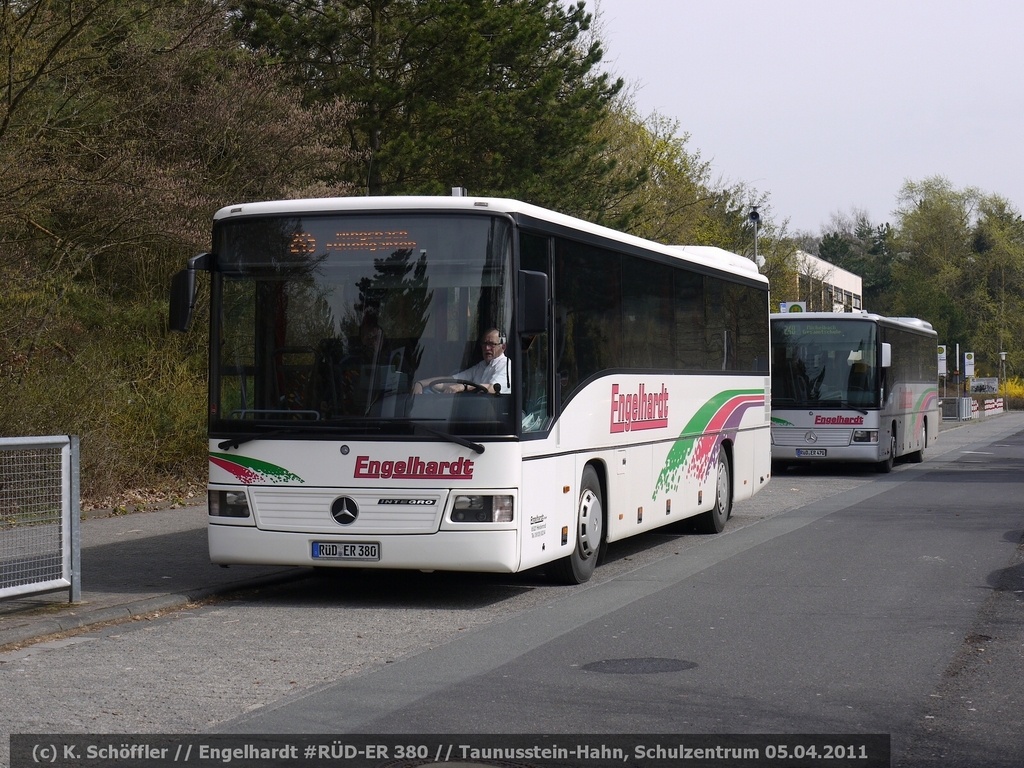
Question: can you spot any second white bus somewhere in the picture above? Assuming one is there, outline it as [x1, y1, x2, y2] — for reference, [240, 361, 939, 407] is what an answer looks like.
[770, 311, 939, 472]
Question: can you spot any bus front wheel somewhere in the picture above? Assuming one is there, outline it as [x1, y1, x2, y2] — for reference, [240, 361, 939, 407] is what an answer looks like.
[695, 451, 732, 534]
[878, 430, 896, 473]
[551, 466, 604, 584]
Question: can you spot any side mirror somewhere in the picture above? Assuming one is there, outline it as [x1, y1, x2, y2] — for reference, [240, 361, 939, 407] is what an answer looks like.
[169, 252, 212, 332]
[880, 342, 892, 368]
[169, 268, 196, 332]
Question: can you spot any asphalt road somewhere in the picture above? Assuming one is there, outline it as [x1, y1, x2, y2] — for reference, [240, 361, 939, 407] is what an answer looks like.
[213, 417, 1024, 767]
[1, 413, 1023, 768]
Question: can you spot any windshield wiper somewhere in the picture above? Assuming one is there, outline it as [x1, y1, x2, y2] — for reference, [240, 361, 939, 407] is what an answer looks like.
[219, 429, 292, 450]
[413, 423, 485, 454]
[216, 421, 379, 450]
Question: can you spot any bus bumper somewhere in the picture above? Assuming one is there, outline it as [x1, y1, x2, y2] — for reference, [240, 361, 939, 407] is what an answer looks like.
[208, 523, 521, 573]
[771, 444, 883, 464]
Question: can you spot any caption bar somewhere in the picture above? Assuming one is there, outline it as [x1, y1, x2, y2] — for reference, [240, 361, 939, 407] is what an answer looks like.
[11, 734, 890, 767]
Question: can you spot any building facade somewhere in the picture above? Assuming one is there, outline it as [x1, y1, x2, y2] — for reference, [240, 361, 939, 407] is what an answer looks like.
[794, 250, 863, 312]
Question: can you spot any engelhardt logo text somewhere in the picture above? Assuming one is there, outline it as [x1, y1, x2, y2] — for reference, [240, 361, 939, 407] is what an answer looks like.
[610, 383, 669, 433]
[815, 415, 865, 425]
[355, 455, 474, 479]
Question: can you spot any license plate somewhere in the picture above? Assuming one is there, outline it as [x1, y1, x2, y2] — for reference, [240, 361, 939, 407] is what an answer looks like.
[311, 541, 380, 561]
[796, 448, 827, 457]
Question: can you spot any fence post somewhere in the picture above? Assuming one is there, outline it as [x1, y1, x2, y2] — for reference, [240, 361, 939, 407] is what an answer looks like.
[70, 435, 81, 603]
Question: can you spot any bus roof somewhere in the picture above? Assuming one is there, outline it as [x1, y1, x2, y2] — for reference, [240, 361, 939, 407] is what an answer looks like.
[771, 311, 936, 334]
[213, 195, 766, 283]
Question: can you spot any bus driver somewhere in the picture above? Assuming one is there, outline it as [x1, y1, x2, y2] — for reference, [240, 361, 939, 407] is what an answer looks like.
[412, 328, 509, 394]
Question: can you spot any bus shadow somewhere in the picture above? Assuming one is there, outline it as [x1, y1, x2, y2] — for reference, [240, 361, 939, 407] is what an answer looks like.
[278, 567, 540, 610]
[771, 461, 905, 478]
[255, 528, 702, 610]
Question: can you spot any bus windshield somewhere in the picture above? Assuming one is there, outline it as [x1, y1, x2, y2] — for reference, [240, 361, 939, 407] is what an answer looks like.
[771, 318, 878, 407]
[212, 212, 516, 437]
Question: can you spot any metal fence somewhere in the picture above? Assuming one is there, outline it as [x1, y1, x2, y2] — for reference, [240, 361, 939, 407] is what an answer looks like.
[940, 398, 961, 420]
[941, 396, 1004, 421]
[0, 436, 80, 603]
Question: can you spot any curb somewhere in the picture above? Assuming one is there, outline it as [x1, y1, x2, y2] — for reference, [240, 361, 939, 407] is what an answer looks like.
[0, 569, 308, 649]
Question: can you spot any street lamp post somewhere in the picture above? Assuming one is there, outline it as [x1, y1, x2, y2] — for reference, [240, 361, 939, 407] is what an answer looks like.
[749, 206, 762, 269]
[1000, 351, 1008, 411]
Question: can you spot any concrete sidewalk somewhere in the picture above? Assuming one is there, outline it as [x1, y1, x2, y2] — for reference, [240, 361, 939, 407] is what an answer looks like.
[0, 504, 306, 648]
[2, 411, 1022, 649]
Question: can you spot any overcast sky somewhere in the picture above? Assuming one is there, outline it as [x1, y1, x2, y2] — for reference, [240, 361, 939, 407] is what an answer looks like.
[587, 0, 1024, 234]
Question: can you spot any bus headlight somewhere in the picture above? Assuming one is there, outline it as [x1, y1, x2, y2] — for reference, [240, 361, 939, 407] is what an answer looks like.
[852, 429, 878, 444]
[451, 494, 513, 523]
[210, 490, 251, 518]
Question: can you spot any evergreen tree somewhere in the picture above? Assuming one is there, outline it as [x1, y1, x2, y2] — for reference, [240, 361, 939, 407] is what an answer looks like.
[229, 0, 625, 216]
[818, 211, 897, 313]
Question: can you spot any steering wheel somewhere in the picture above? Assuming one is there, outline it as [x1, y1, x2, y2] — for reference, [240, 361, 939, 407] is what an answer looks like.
[427, 378, 488, 394]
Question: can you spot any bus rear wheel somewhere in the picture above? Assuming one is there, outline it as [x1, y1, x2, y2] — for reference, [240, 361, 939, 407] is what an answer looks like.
[695, 450, 732, 534]
[551, 466, 604, 584]
[878, 430, 896, 473]
[908, 423, 926, 463]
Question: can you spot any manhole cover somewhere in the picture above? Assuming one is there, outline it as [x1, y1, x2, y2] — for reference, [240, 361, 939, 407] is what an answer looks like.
[582, 657, 697, 674]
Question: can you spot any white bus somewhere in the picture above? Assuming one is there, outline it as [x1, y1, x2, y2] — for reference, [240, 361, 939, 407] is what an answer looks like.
[770, 311, 939, 472]
[170, 195, 771, 583]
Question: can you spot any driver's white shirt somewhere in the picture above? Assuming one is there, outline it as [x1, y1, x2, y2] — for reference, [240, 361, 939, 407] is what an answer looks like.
[455, 353, 509, 393]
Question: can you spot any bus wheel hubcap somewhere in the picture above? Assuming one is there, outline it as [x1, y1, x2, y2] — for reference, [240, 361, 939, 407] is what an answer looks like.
[579, 490, 602, 560]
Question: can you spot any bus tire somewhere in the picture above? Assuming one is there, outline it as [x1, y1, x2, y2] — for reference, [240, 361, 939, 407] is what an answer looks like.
[877, 429, 896, 473]
[695, 450, 732, 534]
[908, 423, 926, 463]
[551, 465, 604, 584]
